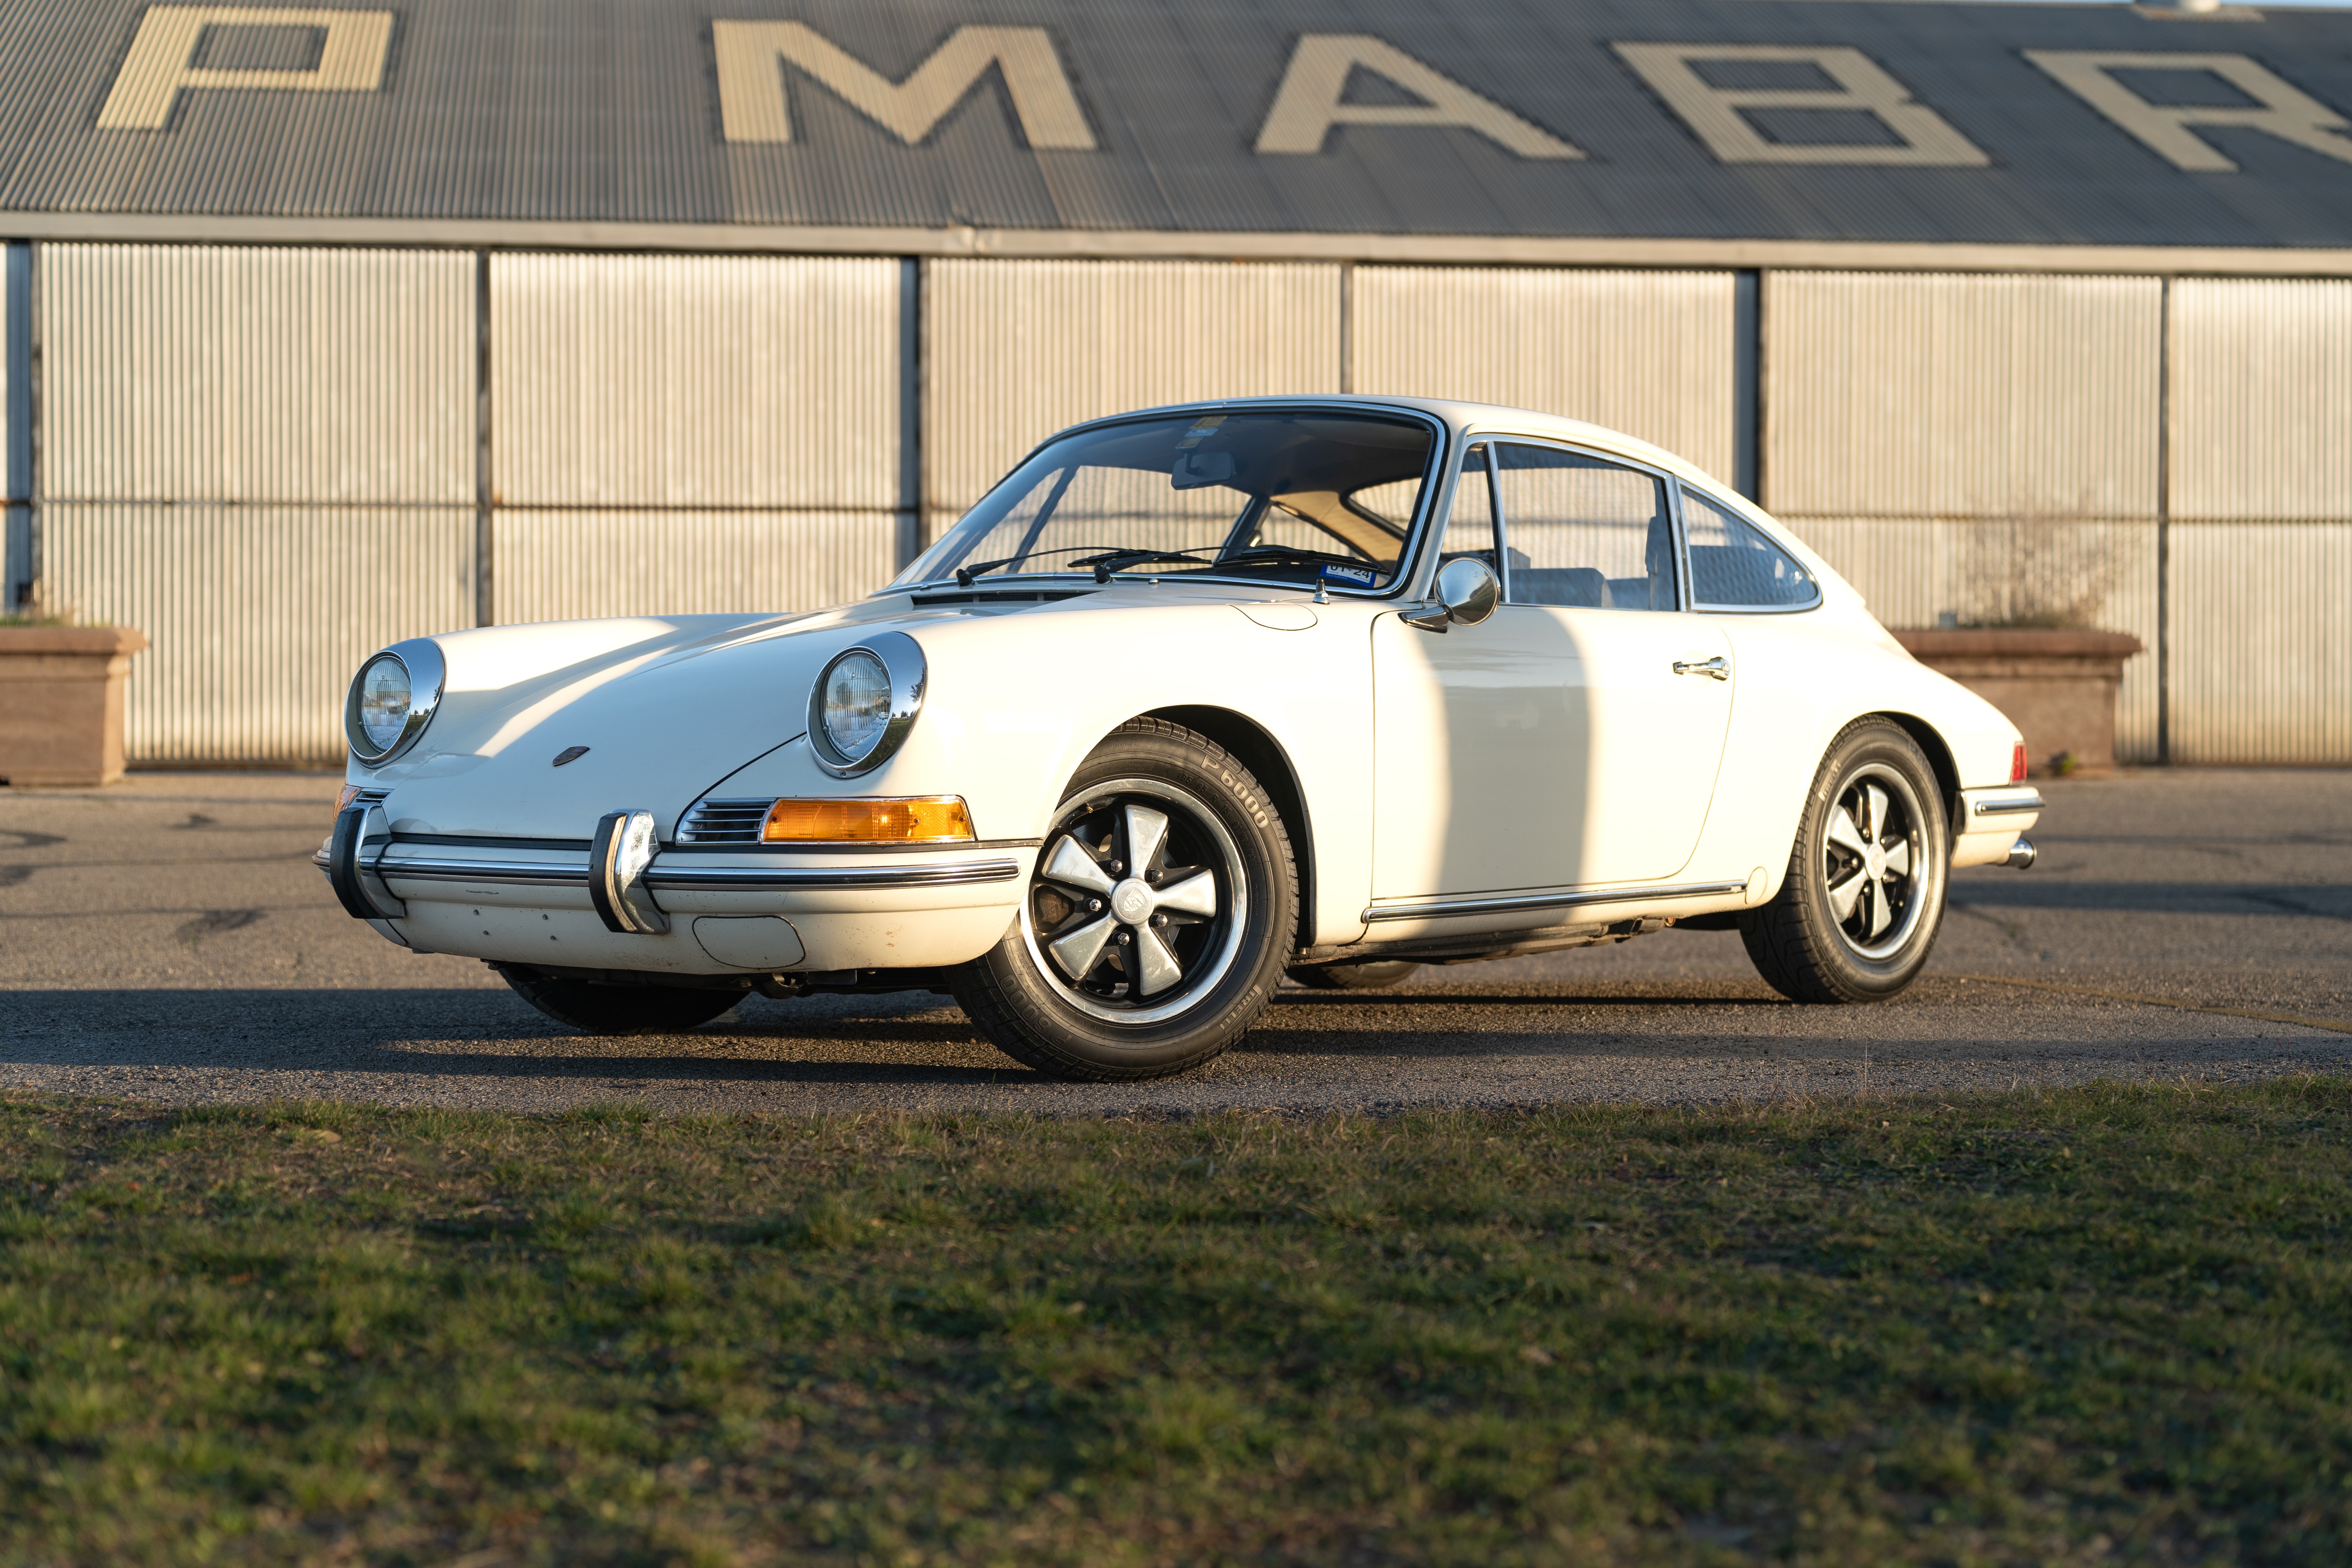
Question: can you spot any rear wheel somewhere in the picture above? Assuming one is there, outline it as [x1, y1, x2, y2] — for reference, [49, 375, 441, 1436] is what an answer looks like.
[1287, 960, 1420, 990]
[502, 972, 743, 1035]
[1742, 719, 1949, 1004]
[950, 719, 1296, 1081]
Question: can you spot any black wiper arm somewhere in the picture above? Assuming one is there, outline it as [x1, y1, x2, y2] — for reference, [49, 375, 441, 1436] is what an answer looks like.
[1219, 545, 1387, 571]
[1065, 548, 1216, 584]
[952, 555, 1022, 588]
[949, 544, 1204, 589]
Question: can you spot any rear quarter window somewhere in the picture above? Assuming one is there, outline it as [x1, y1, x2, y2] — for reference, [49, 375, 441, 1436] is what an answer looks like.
[1682, 486, 1818, 609]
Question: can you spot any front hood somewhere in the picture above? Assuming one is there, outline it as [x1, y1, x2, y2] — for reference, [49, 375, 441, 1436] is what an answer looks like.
[357, 584, 1267, 839]
[356, 601, 894, 838]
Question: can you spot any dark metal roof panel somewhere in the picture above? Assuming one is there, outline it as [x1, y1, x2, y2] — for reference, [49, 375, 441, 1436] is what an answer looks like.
[0, 0, 2348, 247]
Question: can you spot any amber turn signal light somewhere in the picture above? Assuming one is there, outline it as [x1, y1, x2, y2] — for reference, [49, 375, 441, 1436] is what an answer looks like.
[762, 796, 975, 843]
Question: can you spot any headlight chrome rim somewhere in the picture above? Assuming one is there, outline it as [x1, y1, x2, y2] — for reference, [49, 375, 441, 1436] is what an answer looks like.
[807, 631, 927, 778]
[343, 637, 446, 766]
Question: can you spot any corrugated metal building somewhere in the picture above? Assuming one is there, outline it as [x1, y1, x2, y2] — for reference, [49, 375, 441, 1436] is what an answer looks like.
[2, 0, 2348, 764]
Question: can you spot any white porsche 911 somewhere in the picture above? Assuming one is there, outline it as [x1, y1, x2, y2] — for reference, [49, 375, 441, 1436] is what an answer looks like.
[322, 396, 2041, 1080]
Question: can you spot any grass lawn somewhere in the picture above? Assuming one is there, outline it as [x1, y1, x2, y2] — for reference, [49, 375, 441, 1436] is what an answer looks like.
[3, 1081, 2348, 1566]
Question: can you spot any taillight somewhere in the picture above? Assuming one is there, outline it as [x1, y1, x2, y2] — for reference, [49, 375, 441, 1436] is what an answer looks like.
[2010, 743, 2029, 783]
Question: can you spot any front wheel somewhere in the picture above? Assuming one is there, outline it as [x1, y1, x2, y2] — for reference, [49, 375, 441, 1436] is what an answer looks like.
[950, 719, 1297, 1081]
[1742, 718, 1949, 1004]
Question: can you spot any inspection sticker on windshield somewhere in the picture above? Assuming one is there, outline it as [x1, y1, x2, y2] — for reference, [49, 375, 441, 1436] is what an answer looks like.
[1319, 563, 1378, 588]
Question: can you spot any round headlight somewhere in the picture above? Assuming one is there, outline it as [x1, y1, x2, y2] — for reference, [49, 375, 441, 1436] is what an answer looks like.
[819, 650, 892, 764]
[343, 638, 447, 766]
[806, 633, 926, 777]
[354, 656, 412, 757]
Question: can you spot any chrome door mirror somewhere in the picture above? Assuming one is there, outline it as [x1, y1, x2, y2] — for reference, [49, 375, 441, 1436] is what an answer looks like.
[1403, 557, 1501, 632]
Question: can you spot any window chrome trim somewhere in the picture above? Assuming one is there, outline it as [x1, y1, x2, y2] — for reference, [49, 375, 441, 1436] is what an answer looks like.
[1678, 481, 1825, 615]
[1465, 433, 1693, 613]
[1364, 878, 1751, 924]
[807, 630, 926, 778]
[343, 638, 446, 765]
[886, 400, 1450, 602]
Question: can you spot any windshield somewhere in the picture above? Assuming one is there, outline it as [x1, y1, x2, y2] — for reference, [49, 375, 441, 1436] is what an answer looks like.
[891, 409, 1437, 593]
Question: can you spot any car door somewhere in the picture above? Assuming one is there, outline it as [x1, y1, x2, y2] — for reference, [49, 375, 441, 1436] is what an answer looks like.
[1371, 439, 1735, 901]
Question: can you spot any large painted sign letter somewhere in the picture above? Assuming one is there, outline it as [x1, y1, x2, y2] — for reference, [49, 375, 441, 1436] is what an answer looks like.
[713, 22, 1094, 148]
[98, 6, 391, 129]
[2025, 52, 2352, 173]
[1255, 34, 1581, 159]
[1614, 44, 1987, 165]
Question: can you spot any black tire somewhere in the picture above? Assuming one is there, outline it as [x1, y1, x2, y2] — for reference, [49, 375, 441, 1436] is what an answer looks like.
[1742, 718, 1950, 1004]
[950, 718, 1297, 1081]
[503, 973, 744, 1034]
[1287, 960, 1421, 991]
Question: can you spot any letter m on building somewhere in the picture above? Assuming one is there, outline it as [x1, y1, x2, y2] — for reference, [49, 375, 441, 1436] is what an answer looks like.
[713, 22, 1094, 149]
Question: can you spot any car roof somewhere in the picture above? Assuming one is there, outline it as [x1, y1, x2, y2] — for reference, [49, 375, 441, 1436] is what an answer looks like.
[1054, 394, 1730, 499]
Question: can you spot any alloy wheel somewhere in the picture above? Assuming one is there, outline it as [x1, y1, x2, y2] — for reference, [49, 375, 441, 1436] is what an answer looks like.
[1822, 763, 1929, 960]
[1020, 776, 1246, 1024]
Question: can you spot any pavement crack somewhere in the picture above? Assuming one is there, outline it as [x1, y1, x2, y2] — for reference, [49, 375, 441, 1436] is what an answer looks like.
[1950, 974, 2352, 1036]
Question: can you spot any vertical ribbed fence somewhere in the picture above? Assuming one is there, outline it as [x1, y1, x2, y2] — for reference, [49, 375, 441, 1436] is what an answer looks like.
[38, 243, 475, 762]
[1762, 271, 2166, 760]
[488, 252, 902, 623]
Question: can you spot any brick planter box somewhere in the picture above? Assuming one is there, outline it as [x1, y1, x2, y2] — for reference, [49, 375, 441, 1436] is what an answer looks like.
[0, 626, 149, 787]
[1893, 628, 2144, 777]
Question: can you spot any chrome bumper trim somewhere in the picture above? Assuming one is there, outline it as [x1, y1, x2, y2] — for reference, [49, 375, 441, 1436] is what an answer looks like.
[646, 860, 1022, 890]
[345, 851, 1025, 891]
[1971, 792, 2045, 817]
[1363, 878, 1750, 924]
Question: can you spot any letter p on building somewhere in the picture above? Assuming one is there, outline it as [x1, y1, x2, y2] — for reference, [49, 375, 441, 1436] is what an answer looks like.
[99, 7, 391, 130]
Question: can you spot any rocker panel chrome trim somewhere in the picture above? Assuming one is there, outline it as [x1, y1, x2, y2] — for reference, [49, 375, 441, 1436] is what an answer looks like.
[1363, 879, 1751, 924]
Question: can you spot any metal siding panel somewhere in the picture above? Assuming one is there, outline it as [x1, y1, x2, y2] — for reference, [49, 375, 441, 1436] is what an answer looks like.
[1792, 515, 2160, 763]
[490, 254, 900, 508]
[2169, 522, 2352, 766]
[40, 503, 475, 763]
[41, 243, 472, 503]
[927, 259, 1340, 512]
[1764, 272, 2160, 520]
[491, 510, 898, 624]
[1354, 266, 1737, 482]
[2171, 279, 2352, 522]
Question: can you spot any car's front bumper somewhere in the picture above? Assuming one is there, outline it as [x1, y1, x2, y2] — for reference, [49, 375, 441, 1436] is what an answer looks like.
[318, 834, 1034, 973]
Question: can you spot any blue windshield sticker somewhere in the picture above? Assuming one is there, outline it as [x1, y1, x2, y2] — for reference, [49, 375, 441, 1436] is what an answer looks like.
[1319, 563, 1378, 588]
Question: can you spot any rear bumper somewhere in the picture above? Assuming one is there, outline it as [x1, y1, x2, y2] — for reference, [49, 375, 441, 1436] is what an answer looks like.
[1952, 787, 2043, 868]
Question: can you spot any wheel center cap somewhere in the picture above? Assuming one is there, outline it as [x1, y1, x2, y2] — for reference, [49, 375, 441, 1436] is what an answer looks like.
[1865, 843, 1887, 880]
[1111, 878, 1155, 924]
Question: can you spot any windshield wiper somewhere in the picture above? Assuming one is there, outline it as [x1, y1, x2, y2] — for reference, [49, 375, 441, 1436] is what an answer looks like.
[1066, 547, 1216, 584]
[1218, 545, 1389, 573]
[949, 544, 1207, 589]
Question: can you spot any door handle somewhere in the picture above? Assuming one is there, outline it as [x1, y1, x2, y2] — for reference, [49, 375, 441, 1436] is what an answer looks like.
[1672, 656, 1729, 681]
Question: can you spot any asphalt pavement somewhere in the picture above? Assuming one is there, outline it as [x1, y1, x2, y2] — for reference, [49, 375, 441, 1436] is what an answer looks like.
[3, 766, 2346, 1114]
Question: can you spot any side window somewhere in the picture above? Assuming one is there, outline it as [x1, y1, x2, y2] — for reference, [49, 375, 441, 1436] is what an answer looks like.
[1435, 442, 1499, 571]
[1494, 445, 1676, 612]
[1682, 486, 1817, 608]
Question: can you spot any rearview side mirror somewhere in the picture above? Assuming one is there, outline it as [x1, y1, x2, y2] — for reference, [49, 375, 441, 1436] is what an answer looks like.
[1402, 557, 1500, 633]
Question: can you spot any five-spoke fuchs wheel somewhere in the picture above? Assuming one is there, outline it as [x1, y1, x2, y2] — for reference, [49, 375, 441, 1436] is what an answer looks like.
[1742, 718, 1950, 1004]
[951, 719, 1297, 1080]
